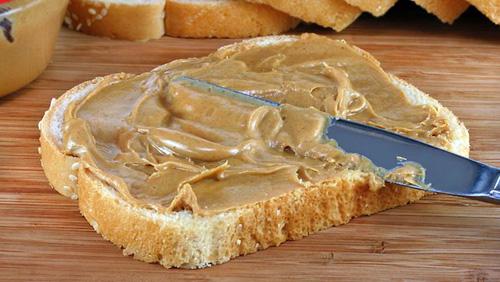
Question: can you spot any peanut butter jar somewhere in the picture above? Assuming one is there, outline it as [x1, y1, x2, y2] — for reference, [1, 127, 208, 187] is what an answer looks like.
[0, 0, 68, 97]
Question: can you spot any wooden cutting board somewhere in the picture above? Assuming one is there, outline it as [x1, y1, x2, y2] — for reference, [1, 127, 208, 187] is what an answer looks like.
[0, 7, 499, 281]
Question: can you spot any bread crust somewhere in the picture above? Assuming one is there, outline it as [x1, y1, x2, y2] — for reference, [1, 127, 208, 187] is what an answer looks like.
[165, 0, 300, 38]
[39, 35, 470, 268]
[40, 73, 135, 198]
[411, 0, 470, 24]
[466, 0, 500, 24]
[344, 0, 397, 17]
[244, 0, 362, 31]
[78, 162, 425, 268]
[65, 0, 165, 41]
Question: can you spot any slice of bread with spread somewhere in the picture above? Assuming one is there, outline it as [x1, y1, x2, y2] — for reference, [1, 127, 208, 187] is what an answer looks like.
[39, 34, 469, 269]
[165, 0, 300, 38]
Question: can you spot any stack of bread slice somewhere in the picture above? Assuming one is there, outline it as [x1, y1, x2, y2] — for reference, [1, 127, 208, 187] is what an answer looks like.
[65, 0, 499, 40]
[65, 0, 300, 40]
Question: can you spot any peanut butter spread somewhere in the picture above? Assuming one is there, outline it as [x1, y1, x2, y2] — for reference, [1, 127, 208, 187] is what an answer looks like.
[62, 34, 450, 215]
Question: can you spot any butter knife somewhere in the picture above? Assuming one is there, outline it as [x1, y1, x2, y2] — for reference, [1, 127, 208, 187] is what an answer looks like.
[172, 76, 500, 204]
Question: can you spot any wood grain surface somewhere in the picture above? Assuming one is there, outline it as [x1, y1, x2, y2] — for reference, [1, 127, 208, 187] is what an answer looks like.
[0, 4, 499, 281]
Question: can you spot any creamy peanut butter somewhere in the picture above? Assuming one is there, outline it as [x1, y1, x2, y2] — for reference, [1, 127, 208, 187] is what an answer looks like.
[62, 34, 450, 215]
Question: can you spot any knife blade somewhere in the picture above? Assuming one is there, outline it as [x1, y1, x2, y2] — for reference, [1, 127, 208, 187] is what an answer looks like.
[171, 76, 500, 204]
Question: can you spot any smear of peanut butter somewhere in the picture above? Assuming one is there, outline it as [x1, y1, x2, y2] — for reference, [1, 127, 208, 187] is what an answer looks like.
[62, 34, 450, 215]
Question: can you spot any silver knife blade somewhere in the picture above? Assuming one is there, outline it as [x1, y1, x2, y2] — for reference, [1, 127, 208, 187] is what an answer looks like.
[172, 76, 500, 204]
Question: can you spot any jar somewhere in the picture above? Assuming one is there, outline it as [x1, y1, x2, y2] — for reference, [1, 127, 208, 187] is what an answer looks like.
[0, 0, 68, 97]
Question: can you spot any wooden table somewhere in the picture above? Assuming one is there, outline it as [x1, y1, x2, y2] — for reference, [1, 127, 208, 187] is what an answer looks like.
[1, 4, 499, 281]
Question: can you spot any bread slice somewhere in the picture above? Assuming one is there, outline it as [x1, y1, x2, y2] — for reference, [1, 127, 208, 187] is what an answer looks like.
[244, 0, 362, 31]
[466, 0, 500, 24]
[411, 0, 470, 24]
[65, 0, 299, 40]
[344, 0, 398, 17]
[39, 35, 469, 268]
[65, 0, 166, 41]
[164, 0, 300, 38]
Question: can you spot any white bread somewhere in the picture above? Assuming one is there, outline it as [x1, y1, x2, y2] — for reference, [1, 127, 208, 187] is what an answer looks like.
[344, 0, 398, 17]
[65, 0, 166, 41]
[244, 0, 362, 31]
[411, 0, 470, 24]
[39, 35, 469, 268]
[466, 0, 500, 24]
[65, 0, 299, 40]
[164, 0, 300, 38]
[64, 0, 497, 41]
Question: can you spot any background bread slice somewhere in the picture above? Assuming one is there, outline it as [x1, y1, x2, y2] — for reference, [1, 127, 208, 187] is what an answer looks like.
[63, 0, 497, 41]
[411, 0, 470, 24]
[244, 0, 362, 31]
[344, 0, 398, 17]
[65, 0, 165, 41]
[39, 35, 469, 268]
[466, 0, 500, 24]
[165, 0, 300, 38]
